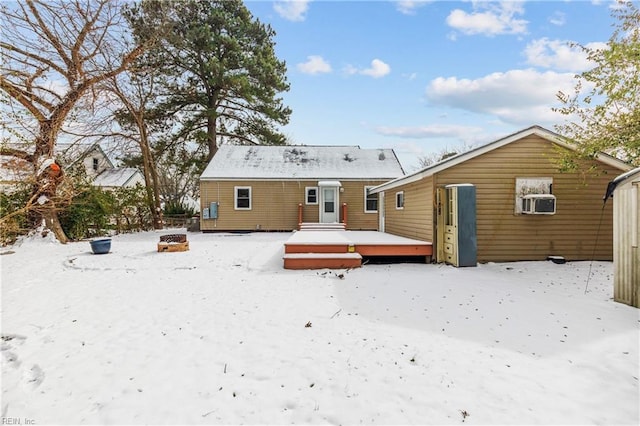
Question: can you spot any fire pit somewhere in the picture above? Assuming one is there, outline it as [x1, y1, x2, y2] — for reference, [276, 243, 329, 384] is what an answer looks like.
[157, 234, 189, 252]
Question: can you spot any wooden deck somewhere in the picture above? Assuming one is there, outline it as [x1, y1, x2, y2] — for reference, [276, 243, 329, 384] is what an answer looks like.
[283, 230, 433, 270]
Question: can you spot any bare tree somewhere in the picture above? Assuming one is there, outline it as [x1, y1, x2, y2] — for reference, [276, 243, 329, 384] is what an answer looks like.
[104, 69, 164, 229]
[0, 0, 149, 242]
[416, 142, 478, 170]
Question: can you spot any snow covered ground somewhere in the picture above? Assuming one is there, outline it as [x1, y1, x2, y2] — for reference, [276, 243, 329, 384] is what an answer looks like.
[1, 229, 639, 425]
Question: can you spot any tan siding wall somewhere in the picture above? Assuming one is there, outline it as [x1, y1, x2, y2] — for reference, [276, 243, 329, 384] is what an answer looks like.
[199, 179, 387, 231]
[433, 136, 623, 262]
[382, 177, 433, 241]
[339, 181, 385, 230]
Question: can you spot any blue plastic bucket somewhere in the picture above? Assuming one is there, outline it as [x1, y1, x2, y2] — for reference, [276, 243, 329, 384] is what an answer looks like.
[90, 239, 111, 254]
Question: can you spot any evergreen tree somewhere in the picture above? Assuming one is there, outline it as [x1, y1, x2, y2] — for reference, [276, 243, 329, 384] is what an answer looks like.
[126, 0, 291, 168]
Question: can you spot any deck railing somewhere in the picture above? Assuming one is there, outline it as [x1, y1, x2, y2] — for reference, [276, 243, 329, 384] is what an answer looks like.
[297, 202, 348, 229]
[342, 203, 347, 228]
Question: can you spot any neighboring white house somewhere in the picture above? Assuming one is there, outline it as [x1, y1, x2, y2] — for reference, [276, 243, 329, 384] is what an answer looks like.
[1, 142, 144, 192]
[606, 166, 640, 308]
[93, 168, 145, 190]
[57, 142, 114, 179]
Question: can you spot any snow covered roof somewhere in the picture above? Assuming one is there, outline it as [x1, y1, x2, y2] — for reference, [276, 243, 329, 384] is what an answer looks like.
[93, 168, 143, 188]
[200, 145, 405, 180]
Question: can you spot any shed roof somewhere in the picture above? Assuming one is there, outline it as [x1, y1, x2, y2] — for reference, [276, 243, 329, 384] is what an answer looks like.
[603, 166, 640, 201]
[371, 125, 632, 194]
[200, 145, 405, 180]
[612, 166, 640, 186]
[93, 168, 142, 188]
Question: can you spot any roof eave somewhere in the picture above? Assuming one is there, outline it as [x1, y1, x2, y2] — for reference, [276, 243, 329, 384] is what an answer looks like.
[370, 126, 631, 194]
[200, 176, 403, 182]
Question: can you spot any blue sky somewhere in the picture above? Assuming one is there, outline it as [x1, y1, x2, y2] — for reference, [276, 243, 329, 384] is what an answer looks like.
[244, 0, 619, 171]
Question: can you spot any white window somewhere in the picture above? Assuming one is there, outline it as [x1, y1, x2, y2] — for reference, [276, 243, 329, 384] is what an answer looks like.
[515, 177, 553, 214]
[396, 191, 404, 209]
[364, 186, 378, 213]
[92, 158, 99, 171]
[234, 186, 251, 210]
[306, 187, 318, 205]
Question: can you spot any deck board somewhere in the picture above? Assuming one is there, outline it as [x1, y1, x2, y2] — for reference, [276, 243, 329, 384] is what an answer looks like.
[283, 231, 432, 269]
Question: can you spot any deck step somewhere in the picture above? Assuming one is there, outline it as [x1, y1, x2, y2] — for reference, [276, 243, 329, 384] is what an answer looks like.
[299, 222, 346, 230]
[283, 252, 361, 270]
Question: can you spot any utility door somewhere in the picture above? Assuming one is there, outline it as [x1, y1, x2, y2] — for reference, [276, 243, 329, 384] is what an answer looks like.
[319, 186, 339, 223]
[436, 184, 477, 267]
[436, 187, 446, 263]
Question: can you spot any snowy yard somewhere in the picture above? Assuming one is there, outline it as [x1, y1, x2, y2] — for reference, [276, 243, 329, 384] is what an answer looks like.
[1, 229, 639, 425]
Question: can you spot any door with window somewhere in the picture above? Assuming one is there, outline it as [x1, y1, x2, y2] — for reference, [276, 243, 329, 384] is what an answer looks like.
[319, 186, 339, 223]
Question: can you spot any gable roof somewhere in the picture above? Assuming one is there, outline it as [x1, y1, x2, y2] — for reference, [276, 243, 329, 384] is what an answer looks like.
[93, 168, 143, 188]
[200, 145, 405, 180]
[57, 143, 115, 169]
[371, 125, 632, 194]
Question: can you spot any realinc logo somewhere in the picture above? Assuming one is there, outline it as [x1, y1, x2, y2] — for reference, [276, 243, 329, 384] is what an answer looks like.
[1, 419, 35, 425]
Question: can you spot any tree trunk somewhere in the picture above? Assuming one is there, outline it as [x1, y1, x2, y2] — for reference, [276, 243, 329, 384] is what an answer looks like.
[42, 204, 68, 244]
[207, 96, 218, 161]
[137, 116, 164, 230]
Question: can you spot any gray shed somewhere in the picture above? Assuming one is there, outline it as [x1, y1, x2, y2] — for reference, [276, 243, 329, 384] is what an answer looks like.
[605, 166, 640, 308]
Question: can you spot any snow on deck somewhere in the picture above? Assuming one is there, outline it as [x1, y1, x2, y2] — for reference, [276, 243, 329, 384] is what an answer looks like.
[285, 230, 431, 246]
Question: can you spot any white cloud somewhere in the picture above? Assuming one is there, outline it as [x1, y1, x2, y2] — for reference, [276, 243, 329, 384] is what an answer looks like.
[274, 0, 310, 22]
[524, 38, 608, 72]
[375, 124, 484, 140]
[395, 1, 429, 15]
[297, 55, 332, 75]
[446, 1, 528, 36]
[425, 68, 579, 125]
[608, 0, 628, 10]
[548, 11, 566, 26]
[345, 59, 391, 78]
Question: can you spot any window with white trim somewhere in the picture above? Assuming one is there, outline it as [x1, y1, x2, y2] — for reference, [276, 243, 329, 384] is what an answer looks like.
[396, 191, 404, 209]
[306, 187, 318, 205]
[234, 186, 252, 210]
[364, 186, 378, 213]
[515, 177, 553, 214]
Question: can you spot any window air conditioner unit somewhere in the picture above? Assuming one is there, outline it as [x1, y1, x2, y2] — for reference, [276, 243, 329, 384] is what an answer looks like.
[522, 194, 556, 215]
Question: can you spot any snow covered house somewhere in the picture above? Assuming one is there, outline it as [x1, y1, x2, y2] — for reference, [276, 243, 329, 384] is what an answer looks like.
[199, 145, 405, 232]
[605, 167, 640, 308]
[93, 168, 145, 190]
[1, 142, 144, 192]
[1, 142, 112, 192]
[369, 126, 632, 264]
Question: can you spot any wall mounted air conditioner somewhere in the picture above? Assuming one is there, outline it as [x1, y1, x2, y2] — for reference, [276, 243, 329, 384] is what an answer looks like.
[522, 194, 556, 215]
